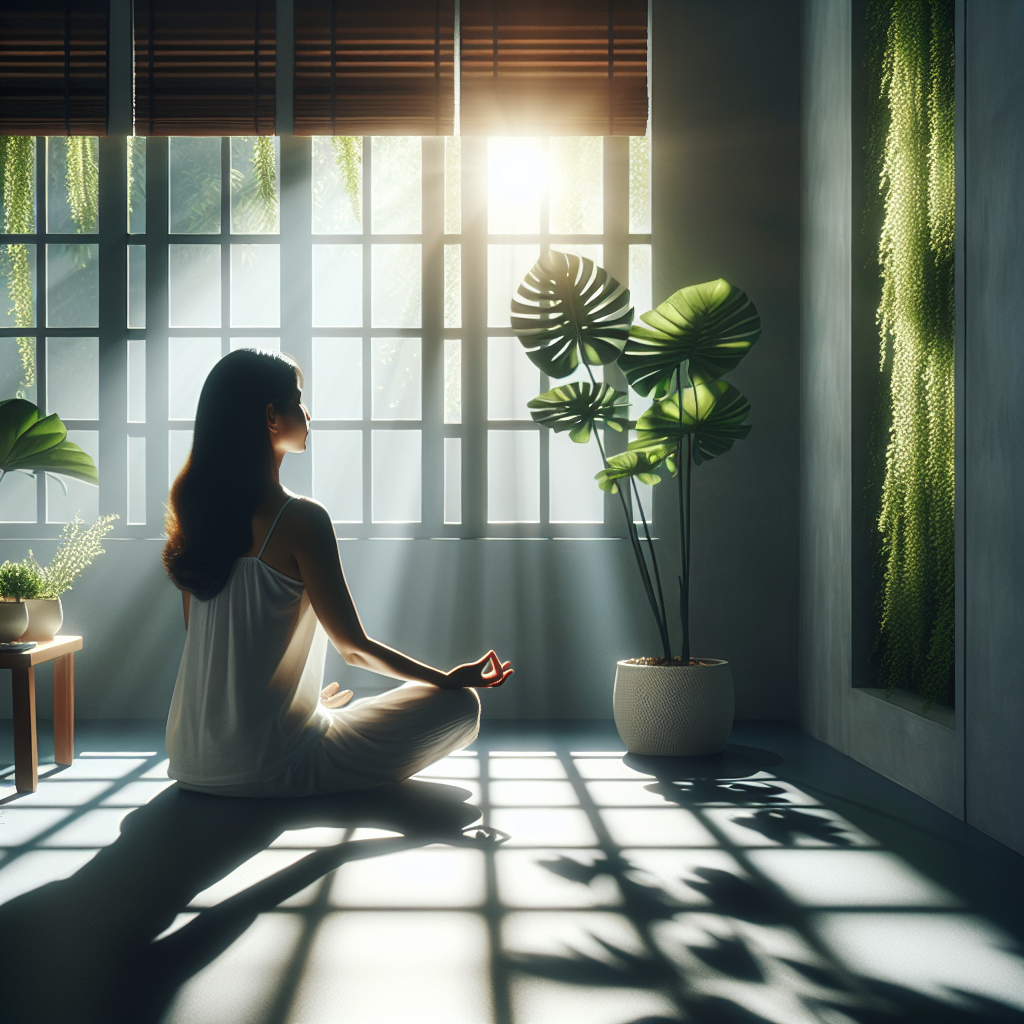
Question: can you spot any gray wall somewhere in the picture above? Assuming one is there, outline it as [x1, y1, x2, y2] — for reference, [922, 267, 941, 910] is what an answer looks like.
[652, 0, 802, 721]
[1, 0, 804, 725]
[800, 0, 1024, 855]
[962, 0, 1024, 856]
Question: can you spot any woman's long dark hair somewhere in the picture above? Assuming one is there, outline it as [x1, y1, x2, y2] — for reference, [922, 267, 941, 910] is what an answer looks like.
[162, 349, 302, 600]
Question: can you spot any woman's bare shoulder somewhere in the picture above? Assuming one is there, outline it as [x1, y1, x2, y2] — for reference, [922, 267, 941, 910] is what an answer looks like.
[282, 495, 335, 540]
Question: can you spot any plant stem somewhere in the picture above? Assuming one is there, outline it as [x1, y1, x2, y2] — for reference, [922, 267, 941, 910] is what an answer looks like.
[676, 368, 688, 662]
[586, 361, 670, 659]
[631, 476, 668, 646]
[592, 409, 671, 660]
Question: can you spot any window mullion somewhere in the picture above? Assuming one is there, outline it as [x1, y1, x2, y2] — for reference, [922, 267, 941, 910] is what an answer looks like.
[421, 136, 444, 535]
[146, 137, 170, 533]
[220, 136, 231, 353]
[34, 137, 47, 522]
[97, 135, 128, 531]
[461, 136, 487, 537]
[603, 135, 631, 533]
[280, 135, 313, 499]
[361, 137, 372, 532]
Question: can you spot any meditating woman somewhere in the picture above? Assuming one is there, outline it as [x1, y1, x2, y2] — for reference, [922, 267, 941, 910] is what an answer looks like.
[162, 349, 512, 797]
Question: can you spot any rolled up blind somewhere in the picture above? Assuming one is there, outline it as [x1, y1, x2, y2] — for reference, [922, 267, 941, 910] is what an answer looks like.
[294, 0, 455, 136]
[133, 0, 276, 136]
[0, 0, 109, 136]
[460, 0, 648, 136]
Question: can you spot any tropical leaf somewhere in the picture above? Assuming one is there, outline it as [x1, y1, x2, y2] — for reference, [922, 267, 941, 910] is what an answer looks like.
[618, 278, 761, 397]
[595, 449, 666, 494]
[0, 398, 40, 463]
[527, 382, 627, 443]
[631, 380, 752, 466]
[511, 250, 633, 378]
[0, 398, 98, 484]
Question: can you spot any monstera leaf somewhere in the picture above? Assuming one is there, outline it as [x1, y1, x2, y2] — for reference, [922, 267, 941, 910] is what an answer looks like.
[527, 382, 628, 443]
[629, 380, 753, 467]
[595, 449, 665, 494]
[0, 399, 99, 484]
[618, 278, 761, 397]
[511, 250, 633, 378]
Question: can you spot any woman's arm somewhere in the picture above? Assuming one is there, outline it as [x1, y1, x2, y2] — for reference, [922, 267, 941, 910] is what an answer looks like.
[182, 590, 191, 629]
[289, 500, 511, 689]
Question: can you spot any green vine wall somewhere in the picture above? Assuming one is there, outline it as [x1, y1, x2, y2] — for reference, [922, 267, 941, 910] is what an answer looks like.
[868, 0, 955, 707]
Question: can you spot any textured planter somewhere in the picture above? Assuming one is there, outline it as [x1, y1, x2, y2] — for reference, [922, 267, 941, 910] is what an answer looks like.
[0, 600, 29, 643]
[613, 659, 734, 756]
[21, 597, 63, 642]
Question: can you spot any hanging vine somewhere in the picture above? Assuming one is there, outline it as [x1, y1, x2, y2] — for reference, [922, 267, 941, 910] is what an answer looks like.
[65, 136, 99, 234]
[868, 0, 955, 708]
[126, 134, 145, 223]
[251, 135, 278, 229]
[1, 135, 36, 395]
[330, 135, 362, 219]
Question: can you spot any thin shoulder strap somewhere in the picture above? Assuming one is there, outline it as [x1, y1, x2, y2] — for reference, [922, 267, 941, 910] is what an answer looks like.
[257, 496, 297, 560]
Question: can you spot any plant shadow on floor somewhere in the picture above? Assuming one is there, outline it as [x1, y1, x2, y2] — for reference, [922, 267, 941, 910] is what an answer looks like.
[0, 780, 487, 1024]
[505, 749, 1024, 1023]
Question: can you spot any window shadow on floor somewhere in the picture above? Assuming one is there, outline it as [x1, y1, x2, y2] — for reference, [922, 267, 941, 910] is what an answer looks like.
[0, 780, 484, 1024]
[1, 736, 1023, 1024]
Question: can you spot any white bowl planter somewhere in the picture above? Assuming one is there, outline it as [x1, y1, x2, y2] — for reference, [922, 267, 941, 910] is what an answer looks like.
[613, 659, 734, 756]
[21, 597, 64, 642]
[0, 600, 30, 643]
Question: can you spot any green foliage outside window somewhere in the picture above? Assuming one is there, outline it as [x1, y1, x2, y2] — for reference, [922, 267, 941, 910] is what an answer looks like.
[330, 135, 362, 219]
[868, 0, 955, 707]
[0, 135, 36, 395]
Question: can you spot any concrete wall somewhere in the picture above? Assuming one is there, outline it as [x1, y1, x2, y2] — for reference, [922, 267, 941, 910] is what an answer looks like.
[652, 0, 802, 721]
[798, 0, 963, 819]
[962, 0, 1024, 856]
[1, 1, 804, 724]
[800, 0, 1024, 854]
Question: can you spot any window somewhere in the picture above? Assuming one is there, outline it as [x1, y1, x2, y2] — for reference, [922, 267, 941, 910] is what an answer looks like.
[0, 134, 652, 538]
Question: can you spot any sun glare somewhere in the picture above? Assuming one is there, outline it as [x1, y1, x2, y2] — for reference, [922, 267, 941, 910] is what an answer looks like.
[488, 138, 545, 234]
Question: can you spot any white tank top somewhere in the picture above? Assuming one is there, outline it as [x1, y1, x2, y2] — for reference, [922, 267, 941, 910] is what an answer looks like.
[166, 497, 330, 786]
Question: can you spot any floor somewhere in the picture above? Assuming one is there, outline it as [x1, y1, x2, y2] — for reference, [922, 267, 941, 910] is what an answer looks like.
[0, 719, 1022, 1024]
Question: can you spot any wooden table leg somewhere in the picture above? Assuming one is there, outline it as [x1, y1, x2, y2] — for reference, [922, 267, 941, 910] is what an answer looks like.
[53, 653, 74, 766]
[12, 665, 38, 793]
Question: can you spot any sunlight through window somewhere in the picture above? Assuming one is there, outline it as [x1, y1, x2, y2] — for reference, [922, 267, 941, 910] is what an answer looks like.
[293, 912, 492, 1024]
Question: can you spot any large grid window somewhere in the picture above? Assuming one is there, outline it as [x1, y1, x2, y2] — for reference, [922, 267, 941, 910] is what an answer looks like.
[0, 135, 652, 539]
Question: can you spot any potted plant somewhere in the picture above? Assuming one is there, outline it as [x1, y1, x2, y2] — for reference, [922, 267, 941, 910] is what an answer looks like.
[0, 514, 117, 642]
[0, 397, 110, 643]
[511, 252, 760, 754]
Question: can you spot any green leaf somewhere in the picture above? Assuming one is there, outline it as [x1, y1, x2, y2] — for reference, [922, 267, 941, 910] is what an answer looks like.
[632, 379, 753, 466]
[527, 382, 628, 443]
[511, 251, 633, 378]
[618, 278, 761, 397]
[11, 440, 99, 485]
[0, 398, 41, 463]
[595, 450, 666, 494]
[0, 399, 98, 484]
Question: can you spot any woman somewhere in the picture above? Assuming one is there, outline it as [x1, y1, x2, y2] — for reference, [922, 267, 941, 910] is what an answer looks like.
[162, 349, 512, 797]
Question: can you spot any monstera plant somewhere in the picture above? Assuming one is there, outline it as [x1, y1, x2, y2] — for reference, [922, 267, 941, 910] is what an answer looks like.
[512, 252, 761, 755]
[0, 399, 99, 486]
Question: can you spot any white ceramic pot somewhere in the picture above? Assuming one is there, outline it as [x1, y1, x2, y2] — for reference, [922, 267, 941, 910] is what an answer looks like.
[613, 659, 735, 756]
[0, 600, 30, 643]
[21, 597, 63, 642]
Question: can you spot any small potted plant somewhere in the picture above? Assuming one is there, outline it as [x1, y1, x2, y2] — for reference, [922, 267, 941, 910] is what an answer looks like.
[0, 514, 117, 642]
[511, 252, 760, 755]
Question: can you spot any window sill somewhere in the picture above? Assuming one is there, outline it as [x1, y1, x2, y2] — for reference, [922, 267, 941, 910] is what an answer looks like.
[854, 686, 955, 731]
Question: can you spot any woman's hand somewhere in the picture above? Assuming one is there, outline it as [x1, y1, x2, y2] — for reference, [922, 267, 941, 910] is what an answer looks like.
[443, 650, 513, 689]
[320, 681, 354, 709]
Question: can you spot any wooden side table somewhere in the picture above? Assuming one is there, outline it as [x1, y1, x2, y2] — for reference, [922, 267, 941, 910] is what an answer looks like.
[0, 636, 83, 793]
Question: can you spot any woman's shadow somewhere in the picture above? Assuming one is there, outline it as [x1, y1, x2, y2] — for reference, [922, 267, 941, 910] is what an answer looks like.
[0, 779, 487, 1024]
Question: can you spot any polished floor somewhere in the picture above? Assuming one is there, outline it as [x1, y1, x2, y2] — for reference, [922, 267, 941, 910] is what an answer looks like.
[0, 719, 1022, 1024]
